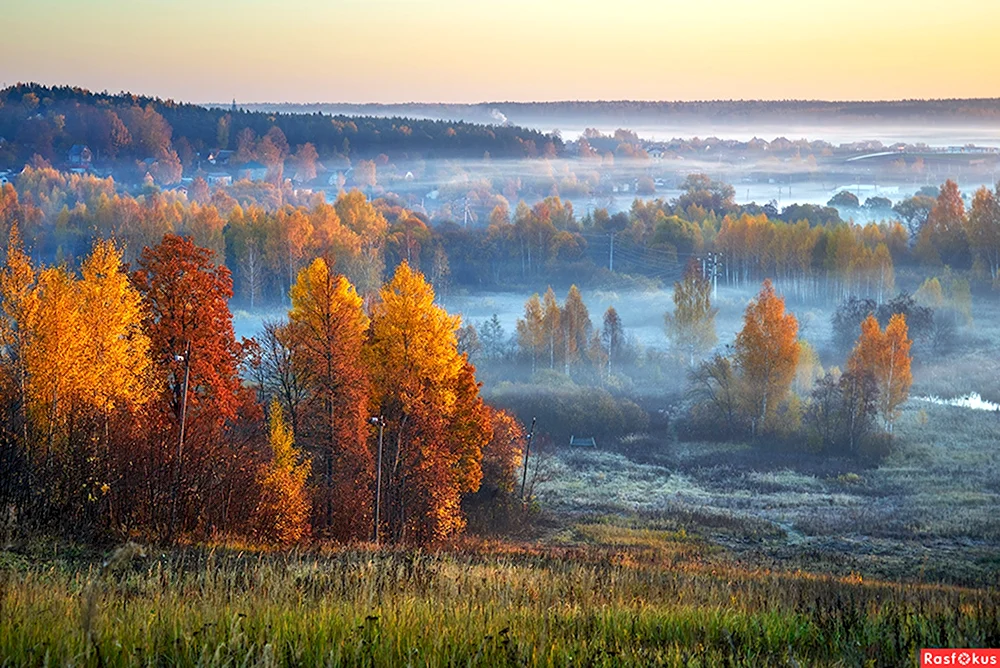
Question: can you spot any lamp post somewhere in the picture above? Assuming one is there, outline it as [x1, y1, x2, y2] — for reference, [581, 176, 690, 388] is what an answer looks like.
[370, 415, 385, 544]
[168, 340, 191, 542]
[519, 416, 536, 500]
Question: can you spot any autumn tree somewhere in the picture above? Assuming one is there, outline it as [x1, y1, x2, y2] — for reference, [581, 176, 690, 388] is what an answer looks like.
[966, 186, 1000, 281]
[253, 399, 311, 546]
[367, 262, 490, 543]
[462, 407, 524, 533]
[133, 234, 259, 539]
[734, 279, 800, 435]
[601, 306, 625, 376]
[516, 294, 545, 372]
[917, 180, 968, 266]
[847, 314, 912, 432]
[541, 287, 562, 370]
[665, 261, 717, 366]
[561, 285, 591, 373]
[336, 190, 387, 298]
[286, 257, 371, 540]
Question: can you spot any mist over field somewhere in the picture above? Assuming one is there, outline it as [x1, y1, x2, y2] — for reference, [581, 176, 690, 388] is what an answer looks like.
[4, 83, 1000, 665]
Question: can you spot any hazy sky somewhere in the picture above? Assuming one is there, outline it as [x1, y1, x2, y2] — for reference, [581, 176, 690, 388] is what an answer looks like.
[2, 0, 998, 103]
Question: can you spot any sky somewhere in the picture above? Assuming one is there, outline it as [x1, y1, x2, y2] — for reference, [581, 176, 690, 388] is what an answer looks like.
[2, 0, 999, 104]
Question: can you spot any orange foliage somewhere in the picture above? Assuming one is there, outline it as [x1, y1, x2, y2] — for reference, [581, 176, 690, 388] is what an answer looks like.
[734, 279, 800, 434]
[848, 314, 913, 431]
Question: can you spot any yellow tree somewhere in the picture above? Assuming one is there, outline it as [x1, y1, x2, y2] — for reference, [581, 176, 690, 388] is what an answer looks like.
[516, 293, 545, 373]
[78, 240, 154, 414]
[23, 265, 85, 445]
[368, 261, 488, 543]
[848, 314, 912, 432]
[734, 279, 800, 435]
[335, 190, 387, 298]
[561, 285, 591, 374]
[0, 224, 38, 442]
[541, 286, 562, 369]
[287, 257, 371, 540]
[254, 399, 312, 546]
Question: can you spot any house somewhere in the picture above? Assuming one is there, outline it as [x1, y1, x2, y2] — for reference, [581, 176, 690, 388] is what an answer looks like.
[205, 149, 235, 166]
[206, 172, 232, 187]
[239, 161, 268, 181]
[569, 435, 597, 448]
[68, 145, 92, 168]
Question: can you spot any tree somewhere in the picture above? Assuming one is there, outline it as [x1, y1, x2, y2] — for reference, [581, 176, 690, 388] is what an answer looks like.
[516, 294, 545, 372]
[77, 240, 154, 414]
[601, 306, 624, 376]
[734, 279, 800, 435]
[292, 143, 319, 184]
[541, 287, 562, 370]
[893, 195, 935, 240]
[253, 399, 311, 545]
[848, 314, 912, 432]
[367, 262, 489, 543]
[917, 180, 968, 266]
[828, 191, 860, 208]
[688, 353, 742, 438]
[665, 261, 717, 366]
[286, 258, 371, 540]
[831, 296, 877, 357]
[966, 186, 1000, 281]
[335, 191, 387, 297]
[0, 224, 37, 445]
[561, 285, 591, 373]
[132, 234, 256, 538]
[480, 314, 508, 363]
[246, 320, 308, 436]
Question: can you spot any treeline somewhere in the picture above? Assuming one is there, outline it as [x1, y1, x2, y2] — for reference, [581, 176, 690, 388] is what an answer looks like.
[247, 99, 1000, 124]
[2, 166, 999, 301]
[0, 229, 524, 546]
[0, 83, 558, 172]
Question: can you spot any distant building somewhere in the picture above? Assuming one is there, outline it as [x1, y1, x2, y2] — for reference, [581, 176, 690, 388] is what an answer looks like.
[239, 161, 268, 181]
[68, 145, 92, 168]
[206, 173, 232, 187]
[569, 435, 597, 448]
[205, 149, 235, 166]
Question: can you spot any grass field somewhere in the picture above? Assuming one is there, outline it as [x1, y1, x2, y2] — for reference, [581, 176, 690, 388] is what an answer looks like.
[2, 536, 998, 667]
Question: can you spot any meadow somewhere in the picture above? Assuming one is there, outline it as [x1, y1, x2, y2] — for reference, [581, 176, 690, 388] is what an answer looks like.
[2, 535, 999, 667]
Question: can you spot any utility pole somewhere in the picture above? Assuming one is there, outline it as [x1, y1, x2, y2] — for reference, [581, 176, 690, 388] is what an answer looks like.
[519, 417, 537, 500]
[168, 340, 192, 543]
[371, 415, 384, 544]
[609, 230, 615, 272]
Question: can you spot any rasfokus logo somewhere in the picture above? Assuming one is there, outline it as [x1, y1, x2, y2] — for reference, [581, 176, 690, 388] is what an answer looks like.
[921, 649, 1000, 666]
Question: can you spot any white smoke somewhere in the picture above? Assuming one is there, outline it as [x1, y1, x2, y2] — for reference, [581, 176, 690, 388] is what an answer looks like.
[490, 109, 509, 126]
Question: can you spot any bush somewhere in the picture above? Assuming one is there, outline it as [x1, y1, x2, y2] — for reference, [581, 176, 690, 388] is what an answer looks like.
[486, 380, 648, 446]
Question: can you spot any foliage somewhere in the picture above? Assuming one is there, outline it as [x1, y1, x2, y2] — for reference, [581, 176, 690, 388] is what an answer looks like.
[664, 261, 717, 366]
[254, 400, 311, 546]
[734, 280, 800, 436]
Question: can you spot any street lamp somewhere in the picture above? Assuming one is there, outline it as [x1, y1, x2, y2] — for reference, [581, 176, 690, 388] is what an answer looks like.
[519, 417, 537, 500]
[168, 341, 192, 542]
[370, 415, 385, 544]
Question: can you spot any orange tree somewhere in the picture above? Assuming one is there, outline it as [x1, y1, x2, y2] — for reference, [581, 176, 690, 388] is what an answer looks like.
[367, 262, 491, 544]
[734, 279, 800, 436]
[286, 257, 372, 540]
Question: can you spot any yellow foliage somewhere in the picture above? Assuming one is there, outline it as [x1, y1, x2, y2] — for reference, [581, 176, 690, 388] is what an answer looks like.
[78, 240, 155, 412]
[254, 399, 312, 546]
[369, 261, 463, 414]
